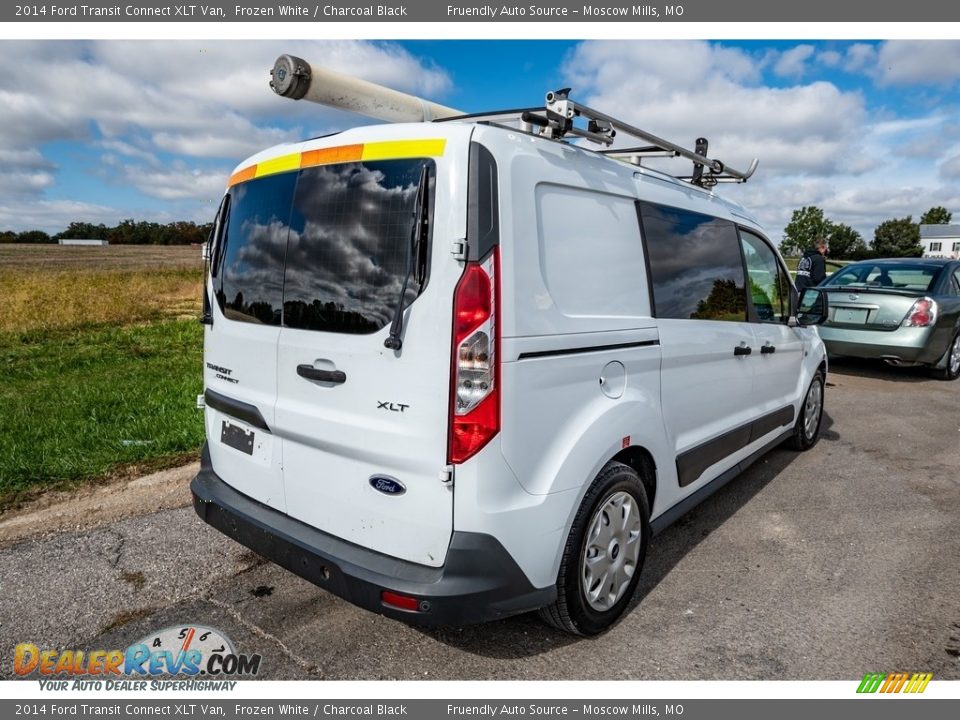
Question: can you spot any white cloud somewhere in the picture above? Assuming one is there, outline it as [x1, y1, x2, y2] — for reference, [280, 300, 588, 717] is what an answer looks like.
[940, 154, 960, 180]
[0, 148, 57, 197]
[874, 41, 960, 87]
[844, 43, 878, 74]
[101, 160, 231, 201]
[98, 140, 160, 165]
[818, 50, 842, 69]
[562, 41, 960, 246]
[0, 40, 453, 227]
[0, 199, 132, 233]
[773, 45, 815, 80]
[0, 42, 451, 158]
[564, 41, 867, 176]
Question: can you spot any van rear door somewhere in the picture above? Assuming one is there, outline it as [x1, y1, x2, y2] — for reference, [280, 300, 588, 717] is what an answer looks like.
[273, 136, 466, 568]
[204, 170, 296, 513]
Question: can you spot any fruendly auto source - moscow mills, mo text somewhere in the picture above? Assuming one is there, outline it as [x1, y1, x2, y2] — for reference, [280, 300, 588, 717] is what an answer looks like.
[445, 4, 681, 17]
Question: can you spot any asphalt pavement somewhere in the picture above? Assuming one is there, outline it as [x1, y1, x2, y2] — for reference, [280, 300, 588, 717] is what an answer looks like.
[2, 357, 959, 681]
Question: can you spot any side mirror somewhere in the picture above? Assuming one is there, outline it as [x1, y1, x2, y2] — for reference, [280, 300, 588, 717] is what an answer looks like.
[792, 288, 829, 327]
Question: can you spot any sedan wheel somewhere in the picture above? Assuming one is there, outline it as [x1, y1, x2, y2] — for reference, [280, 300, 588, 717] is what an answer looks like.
[932, 331, 960, 381]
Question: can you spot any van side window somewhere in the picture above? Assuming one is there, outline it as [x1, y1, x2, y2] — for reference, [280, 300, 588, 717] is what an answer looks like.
[740, 230, 790, 322]
[213, 171, 296, 326]
[640, 203, 747, 322]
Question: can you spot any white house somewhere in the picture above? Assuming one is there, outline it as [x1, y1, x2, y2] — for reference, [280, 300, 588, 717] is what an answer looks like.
[919, 224, 960, 259]
[58, 238, 109, 246]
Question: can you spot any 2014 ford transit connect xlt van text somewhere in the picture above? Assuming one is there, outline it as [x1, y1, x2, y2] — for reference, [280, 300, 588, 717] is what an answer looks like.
[191, 58, 830, 636]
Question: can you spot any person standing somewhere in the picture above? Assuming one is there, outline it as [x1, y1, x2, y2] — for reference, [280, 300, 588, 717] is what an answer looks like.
[795, 237, 829, 292]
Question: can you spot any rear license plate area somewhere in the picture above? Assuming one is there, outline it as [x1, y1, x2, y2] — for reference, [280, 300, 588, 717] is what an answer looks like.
[835, 308, 869, 324]
[221, 420, 254, 455]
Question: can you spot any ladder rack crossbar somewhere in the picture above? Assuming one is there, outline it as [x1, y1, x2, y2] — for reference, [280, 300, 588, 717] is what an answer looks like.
[546, 93, 758, 182]
[434, 93, 759, 186]
[601, 147, 680, 159]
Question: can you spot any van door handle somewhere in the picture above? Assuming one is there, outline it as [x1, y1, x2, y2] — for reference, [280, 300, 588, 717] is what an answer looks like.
[733, 345, 753, 356]
[297, 365, 347, 384]
[760, 344, 776, 354]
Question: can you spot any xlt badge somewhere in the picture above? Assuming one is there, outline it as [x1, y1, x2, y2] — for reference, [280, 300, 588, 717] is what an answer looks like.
[377, 401, 409, 413]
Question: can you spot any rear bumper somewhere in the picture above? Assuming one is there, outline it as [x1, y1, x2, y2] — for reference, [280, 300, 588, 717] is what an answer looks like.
[191, 444, 554, 627]
[819, 326, 939, 364]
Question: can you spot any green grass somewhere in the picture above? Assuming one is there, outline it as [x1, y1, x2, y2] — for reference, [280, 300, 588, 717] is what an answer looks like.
[0, 319, 204, 500]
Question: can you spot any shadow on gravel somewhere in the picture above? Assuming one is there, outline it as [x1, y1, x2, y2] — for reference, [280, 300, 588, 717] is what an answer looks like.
[416, 414, 832, 659]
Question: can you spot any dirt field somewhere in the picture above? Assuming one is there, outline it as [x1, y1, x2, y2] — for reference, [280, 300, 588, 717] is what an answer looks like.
[0, 245, 203, 334]
[0, 243, 203, 271]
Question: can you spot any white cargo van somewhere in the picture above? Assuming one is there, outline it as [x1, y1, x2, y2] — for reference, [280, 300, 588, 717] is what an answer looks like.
[192, 65, 829, 635]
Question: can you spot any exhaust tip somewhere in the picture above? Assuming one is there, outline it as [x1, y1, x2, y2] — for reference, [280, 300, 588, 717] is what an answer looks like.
[270, 54, 311, 100]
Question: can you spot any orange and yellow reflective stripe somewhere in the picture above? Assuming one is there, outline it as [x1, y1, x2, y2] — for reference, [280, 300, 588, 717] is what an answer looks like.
[227, 139, 446, 188]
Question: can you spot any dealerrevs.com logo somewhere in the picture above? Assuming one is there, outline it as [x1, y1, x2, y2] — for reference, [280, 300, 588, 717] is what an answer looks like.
[14, 625, 261, 690]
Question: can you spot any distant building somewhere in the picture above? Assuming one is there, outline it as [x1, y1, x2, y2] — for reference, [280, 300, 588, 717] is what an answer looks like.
[919, 224, 960, 259]
[58, 238, 109, 246]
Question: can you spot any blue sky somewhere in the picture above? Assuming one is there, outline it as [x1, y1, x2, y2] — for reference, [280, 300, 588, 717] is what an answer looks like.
[1, 39, 959, 242]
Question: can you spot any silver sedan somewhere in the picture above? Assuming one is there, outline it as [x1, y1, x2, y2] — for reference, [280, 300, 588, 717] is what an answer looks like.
[816, 258, 960, 380]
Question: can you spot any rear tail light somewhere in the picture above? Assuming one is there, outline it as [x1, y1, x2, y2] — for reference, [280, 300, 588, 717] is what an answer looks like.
[903, 297, 938, 327]
[448, 249, 500, 464]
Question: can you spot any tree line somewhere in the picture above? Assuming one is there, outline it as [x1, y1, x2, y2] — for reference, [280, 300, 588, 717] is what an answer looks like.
[779, 206, 953, 259]
[0, 219, 213, 246]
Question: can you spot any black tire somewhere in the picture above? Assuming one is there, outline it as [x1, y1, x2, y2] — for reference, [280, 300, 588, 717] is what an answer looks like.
[929, 330, 960, 381]
[788, 369, 825, 451]
[539, 462, 651, 636]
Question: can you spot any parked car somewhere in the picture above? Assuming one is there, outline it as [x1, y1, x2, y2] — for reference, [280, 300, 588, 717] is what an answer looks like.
[816, 258, 960, 379]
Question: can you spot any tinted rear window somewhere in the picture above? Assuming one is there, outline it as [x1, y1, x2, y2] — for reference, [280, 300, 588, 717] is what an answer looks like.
[213, 171, 295, 326]
[284, 160, 432, 334]
[211, 158, 433, 333]
[826, 263, 939, 291]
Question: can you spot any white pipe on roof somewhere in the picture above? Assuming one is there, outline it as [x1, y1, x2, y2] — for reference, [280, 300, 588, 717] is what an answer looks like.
[269, 55, 463, 123]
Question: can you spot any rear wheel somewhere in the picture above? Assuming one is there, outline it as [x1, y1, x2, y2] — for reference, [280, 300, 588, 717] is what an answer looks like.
[930, 331, 960, 381]
[540, 462, 650, 636]
[789, 370, 825, 451]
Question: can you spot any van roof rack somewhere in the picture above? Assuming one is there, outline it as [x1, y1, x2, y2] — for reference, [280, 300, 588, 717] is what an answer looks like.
[436, 88, 758, 188]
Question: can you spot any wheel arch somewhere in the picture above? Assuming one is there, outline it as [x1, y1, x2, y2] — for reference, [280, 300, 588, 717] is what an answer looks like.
[609, 445, 657, 513]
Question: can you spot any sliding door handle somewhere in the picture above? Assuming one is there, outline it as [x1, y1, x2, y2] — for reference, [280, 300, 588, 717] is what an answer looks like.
[733, 345, 753, 357]
[760, 344, 776, 354]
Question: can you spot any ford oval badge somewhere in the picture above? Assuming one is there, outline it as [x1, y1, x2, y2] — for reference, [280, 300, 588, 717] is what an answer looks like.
[370, 475, 406, 496]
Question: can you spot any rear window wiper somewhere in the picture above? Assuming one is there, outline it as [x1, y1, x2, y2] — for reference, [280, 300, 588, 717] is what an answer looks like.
[384, 164, 430, 352]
